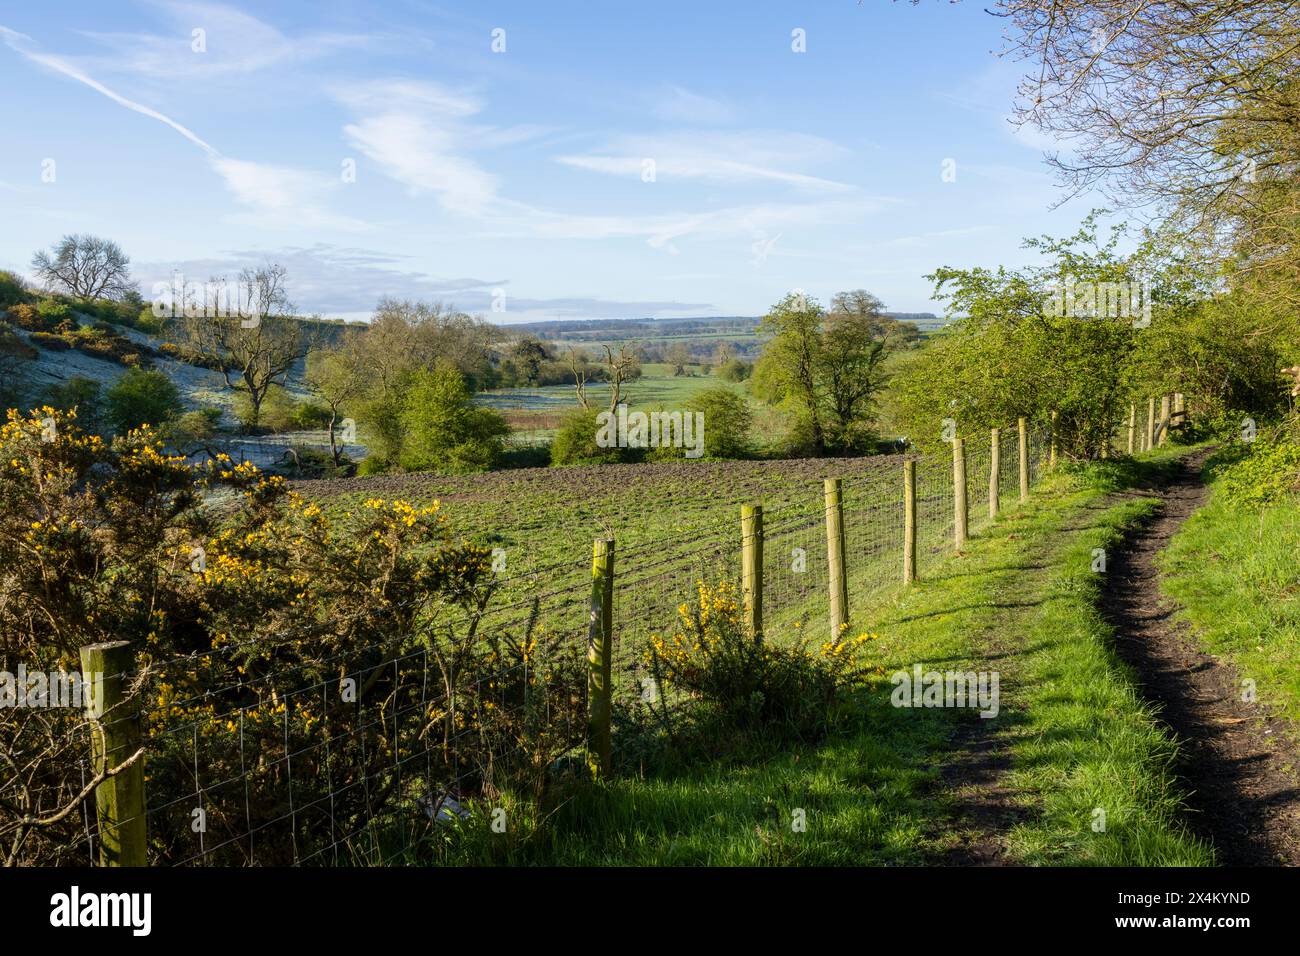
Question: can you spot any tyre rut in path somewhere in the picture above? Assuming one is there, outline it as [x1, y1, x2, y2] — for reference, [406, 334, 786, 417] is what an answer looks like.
[1101, 450, 1300, 866]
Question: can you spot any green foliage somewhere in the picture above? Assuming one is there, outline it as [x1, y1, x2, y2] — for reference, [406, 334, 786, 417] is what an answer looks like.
[648, 580, 877, 739]
[397, 362, 510, 473]
[36, 298, 70, 322]
[1204, 439, 1300, 506]
[888, 216, 1145, 455]
[753, 291, 893, 455]
[717, 358, 752, 382]
[163, 408, 222, 454]
[105, 367, 182, 435]
[0, 271, 29, 310]
[0, 326, 38, 362]
[549, 406, 629, 465]
[687, 386, 752, 459]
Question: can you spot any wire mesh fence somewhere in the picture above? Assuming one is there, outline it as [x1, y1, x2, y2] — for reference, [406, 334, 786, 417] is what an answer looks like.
[1, 422, 1053, 867]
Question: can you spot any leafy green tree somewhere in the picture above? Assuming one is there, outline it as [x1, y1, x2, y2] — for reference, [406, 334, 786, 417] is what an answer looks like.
[105, 368, 182, 435]
[397, 361, 509, 473]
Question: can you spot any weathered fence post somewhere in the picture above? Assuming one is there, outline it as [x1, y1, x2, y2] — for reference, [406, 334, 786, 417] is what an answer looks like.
[989, 427, 1000, 520]
[953, 436, 968, 551]
[1174, 392, 1185, 422]
[1127, 403, 1136, 455]
[1018, 416, 1029, 502]
[824, 479, 848, 640]
[1146, 397, 1156, 451]
[903, 460, 917, 584]
[741, 503, 764, 641]
[1049, 410, 1058, 469]
[587, 538, 614, 779]
[80, 641, 147, 867]
[1159, 395, 1171, 446]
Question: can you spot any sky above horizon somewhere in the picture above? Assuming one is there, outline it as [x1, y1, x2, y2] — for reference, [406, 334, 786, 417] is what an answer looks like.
[0, 1, 1100, 323]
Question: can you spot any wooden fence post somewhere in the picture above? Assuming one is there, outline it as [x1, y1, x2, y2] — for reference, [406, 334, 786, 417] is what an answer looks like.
[587, 538, 614, 779]
[953, 436, 968, 551]
[741, 503, 764, 641]
[824, 479, 848, 641]
[1159, 394, 1171, 445]
[80, 641, 147, 867]
[1049, 410, 1058, 469]
[1018, 417, 1029, 502]
[989, 427, 1000, 520]
[1127, 403, 1136, 455]
[1146, 397, 1156, 450]
[903, 460, 917, 584]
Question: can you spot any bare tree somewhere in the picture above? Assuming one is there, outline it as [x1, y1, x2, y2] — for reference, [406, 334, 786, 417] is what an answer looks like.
[601, 344, 641, 412]
[177, 264, 314, 429]
[31, 234, 134, 301]
[566, 346, 591, 409]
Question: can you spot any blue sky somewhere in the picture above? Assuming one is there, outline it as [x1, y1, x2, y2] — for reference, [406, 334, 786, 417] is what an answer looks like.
[0, 0, 1096, 322]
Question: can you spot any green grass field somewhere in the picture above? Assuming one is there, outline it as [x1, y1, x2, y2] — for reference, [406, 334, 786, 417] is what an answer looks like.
[421, 453, 1212, 865]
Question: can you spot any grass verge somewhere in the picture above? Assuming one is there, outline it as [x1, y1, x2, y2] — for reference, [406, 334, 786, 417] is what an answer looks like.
[1160, 454, 1300, 734]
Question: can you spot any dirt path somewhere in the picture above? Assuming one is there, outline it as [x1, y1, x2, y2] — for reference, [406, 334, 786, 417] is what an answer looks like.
[1101, 451, 1300, 865]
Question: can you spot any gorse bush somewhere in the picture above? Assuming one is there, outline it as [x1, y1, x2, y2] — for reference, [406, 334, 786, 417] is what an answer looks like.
[648, 579, 881, 739]
[0, 408, 576, 865]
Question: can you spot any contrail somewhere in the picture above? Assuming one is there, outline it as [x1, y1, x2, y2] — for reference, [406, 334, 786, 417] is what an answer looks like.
[0, 24, 220, 157]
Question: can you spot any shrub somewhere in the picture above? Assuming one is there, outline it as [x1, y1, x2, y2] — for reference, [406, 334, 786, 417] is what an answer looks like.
[397, 362, 510, 473]
[105, 367, 183, 434]
[717, 358, 752, 382]
[1205, 439, 1300, 506]
[648, 580, 881, 738]
[8, 303, 57, 333]
[36, 298, 70, 322]
[0, 408, 525, 865]
[28, 331, 70, 350]
[688, 386, 752, 459]
[549, 406, 628, 465]
[42, 377, 103, 434]
[0, 271, 29, 310]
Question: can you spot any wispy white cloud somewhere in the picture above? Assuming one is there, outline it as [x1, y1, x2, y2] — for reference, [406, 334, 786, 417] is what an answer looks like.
[557, 131, 853, 191]
[0, 23, 361, 230]
[79, 0, 373, 80]
[336, 80, 503, 216]
[650, 86, 734, 124]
